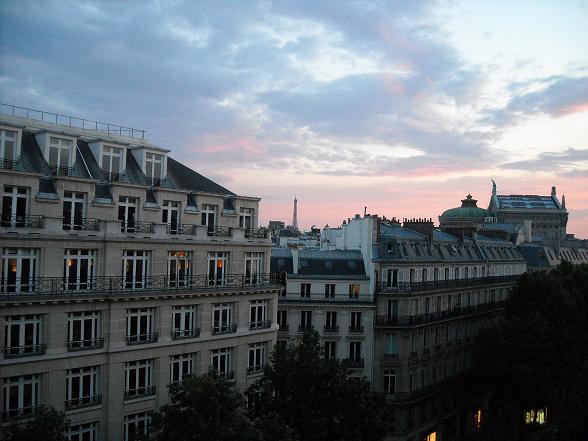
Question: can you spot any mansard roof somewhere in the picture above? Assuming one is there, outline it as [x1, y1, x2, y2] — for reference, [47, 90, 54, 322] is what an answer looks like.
[270, 248, 367, 278]
[494, 194, 560, 210]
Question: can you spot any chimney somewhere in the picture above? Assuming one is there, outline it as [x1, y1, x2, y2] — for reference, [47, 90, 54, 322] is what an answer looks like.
[291, 249, 299, 274]
[403, 218, 435, 243]
[551, 186, 556, 197]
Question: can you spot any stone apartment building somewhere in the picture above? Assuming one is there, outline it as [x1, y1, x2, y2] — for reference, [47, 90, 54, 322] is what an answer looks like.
[319, 212, 527, 441]
[271, 248, 375, 382]
[0, 110, 279, 441]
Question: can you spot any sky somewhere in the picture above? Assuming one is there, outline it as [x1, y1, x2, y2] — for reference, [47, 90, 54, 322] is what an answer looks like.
[1, 0, 587, 237]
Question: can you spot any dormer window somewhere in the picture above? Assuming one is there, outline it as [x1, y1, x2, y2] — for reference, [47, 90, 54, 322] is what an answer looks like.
[145, 152, 163, 184]
[1, 128, 19, 168]
[49, 136, 74, 174]
[101, 146, 123, 179]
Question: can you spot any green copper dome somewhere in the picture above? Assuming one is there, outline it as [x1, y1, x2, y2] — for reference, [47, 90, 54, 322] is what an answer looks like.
[440, 194, 492, 220]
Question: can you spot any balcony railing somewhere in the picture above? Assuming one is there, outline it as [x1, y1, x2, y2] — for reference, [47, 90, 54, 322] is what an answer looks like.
[3, 343, 46, 358]
[101, 171, 130, 183]
[67, 337, 104, 351]
[280, 293, 373, 304]
[212, 324, 238, 335]
[376, 300, 506, 327]
[1, 215, 44, 228]
[377, 275, 520, 294]
[167, 223, 198, 235]
[245, 229, 268, 239]
[171, 328, 201, 339]
[120, 220, 154, 234]
[218, 370, 235, 380]
[247, 364, 266, 375]
[298, 325, 314, 332]
[62, 218, 100, 231]
[278, 324, 289, 332]
[207, 226, 231, 237]
[249, 320, 271, 330]
[65, 394, 102, 410]
[1, 406, 40, 421]
[0, 157, 20, 170]
[124, 385, 156, 400]
[125, 333, 158, 345]
[324, 325, 340, 333]
[50, 165, 85, 177]
[349, 326, 364, 334]
[346, 359, 365, 369]
[0, 273, 278, 298]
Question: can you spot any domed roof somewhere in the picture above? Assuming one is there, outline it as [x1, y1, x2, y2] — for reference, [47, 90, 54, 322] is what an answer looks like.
[440, 194, 492, 221]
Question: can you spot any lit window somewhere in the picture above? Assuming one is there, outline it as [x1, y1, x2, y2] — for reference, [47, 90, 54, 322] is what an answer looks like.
[524, 408, 547, 425]
[1, 248, 38, 293]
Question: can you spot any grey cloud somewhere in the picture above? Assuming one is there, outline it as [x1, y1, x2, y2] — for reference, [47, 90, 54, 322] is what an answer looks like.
[500, 148, 588, 174]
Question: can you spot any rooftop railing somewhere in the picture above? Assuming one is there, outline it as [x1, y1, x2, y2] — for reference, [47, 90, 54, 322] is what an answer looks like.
[0, 103, 146, 139]
[0, 273, 278, 298]
[376, 275, 520, 294]
[280, 292, 374, 304]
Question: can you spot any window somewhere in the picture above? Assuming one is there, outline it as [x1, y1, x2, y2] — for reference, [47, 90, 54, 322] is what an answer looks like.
[208, 252, 227, 286]
[248, 342, 266, 374]
[145, 152, 163, 183]
[1, 186, 28, 227]
[348, 284, 360, 298]
[101, 145, 123, 178]
[211, 347, 232, 379]
[325, 311, 338, 331]
[239, 207, 253, 229]
[67, 311, 102, 350]
[124, 360, 154, 399]
[387, 300, 399, 320]
[67, 421, 98, 441]
[350, 311, 363, 332]
[0, 128, 18, 163]
[300, 283, 311, 298]
[277, 310, 288, 331]
[118, 196, 138, 232]
[172, 305, 198, 339]
[3, 375, 40, 419]
[122, 250, 149, 289]
[170, 353, 193, 384]
[349, 341, 362, 363]
[49, 136, 73, 173]
[524, 408, 547, 425]
[4, 315, 43, 356]
[324, 283, 335, 298]
[63, 191, 85, 230]
[168, 251, 190, 287]
[244, 252, 264, 284]
[126, 308, 156, 344]
[249, 300, 269, 329]
[300, 310, 312, 331]
[201, 204, 216, 234]
[1, 248, 38, 293]
[384, 369, 396, 394]
[385, 334, 398, 356]
[66, 366, 100, 409]
[162, 200, 180, 233]
[64, 249, 95, 290]
[124, 412, 151, 441]
[324, 341, 337, 359]
[212, 303, 235, 334]
[384, 269, 398, 288]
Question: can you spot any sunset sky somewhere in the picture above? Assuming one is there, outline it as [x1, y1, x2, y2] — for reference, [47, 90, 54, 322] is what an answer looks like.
[1, 1, 587, 237]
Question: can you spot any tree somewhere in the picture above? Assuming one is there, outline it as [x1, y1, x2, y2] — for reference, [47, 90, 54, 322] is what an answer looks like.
[247, 331, 392, 441]
[472, 262, 588, 440]
[151, 371, 259, 441]
[0, 406, 69, 441]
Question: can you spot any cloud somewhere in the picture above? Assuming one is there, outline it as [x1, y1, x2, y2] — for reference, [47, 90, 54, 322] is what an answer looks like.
[499, 148, 588, 177]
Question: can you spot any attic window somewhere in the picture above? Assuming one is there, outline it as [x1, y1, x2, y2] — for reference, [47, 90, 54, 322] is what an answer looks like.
[49, 136, 74, 171]
[412, 243, 421, 257]
[145, 152, 163, 180]
[0, 128, 18, 162]
[101, 145, 123, 176]
[401, 243, 409, 256]
[387, 244, 394, 254]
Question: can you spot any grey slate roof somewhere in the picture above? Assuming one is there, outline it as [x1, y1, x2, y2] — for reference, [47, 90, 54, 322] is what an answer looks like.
[166, 157, 234, 195]
[495, 195, 559, 210]
[270, 248, 367, 278]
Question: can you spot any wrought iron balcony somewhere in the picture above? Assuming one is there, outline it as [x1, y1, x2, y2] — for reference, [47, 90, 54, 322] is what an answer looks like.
[101, 171, 130, 183]
[324, 325, 340, 333]
[67, 337, 104, 351]
[0, 157, 19, 170]
[207, 226, 231, 237]
[247, 364, 266, 375]
[245, 228, 269, 239]
[120, 220, 154, 233]
[0, 272, 278, 298]
[376, 300, 506, 327]
[65, 394, 102, 410]
[171, 328, 201, 339]
[280, 292, 373, 304]
[124, 385, 156, 400]
[125, 333, 158, 345]
[349, 326, 364, 334]
[346, 358, 365, 369]
[3, 343, 46, 358]
[278, 324, 289, 332]
[298, 325, 314, 332]
[1, 406, 40, 421]
[0, 215, 44, 228]
[62, 218, 100, 231]
[249, 320, 271, 330]
[167, 223, 197, 235]
[212, 323, 238, 335]
[218, 370, 235, 380]
[377, 275, 520, 294]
